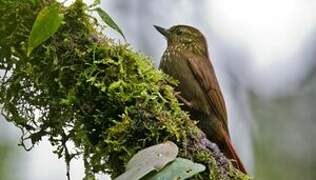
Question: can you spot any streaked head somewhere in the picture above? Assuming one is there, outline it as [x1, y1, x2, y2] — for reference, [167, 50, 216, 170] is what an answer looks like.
[154, 25, 208, 55]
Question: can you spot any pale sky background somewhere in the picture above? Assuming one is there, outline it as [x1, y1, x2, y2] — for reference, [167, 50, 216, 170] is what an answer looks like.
[208, 0, 316, 96]
[1, 0, 316, 179]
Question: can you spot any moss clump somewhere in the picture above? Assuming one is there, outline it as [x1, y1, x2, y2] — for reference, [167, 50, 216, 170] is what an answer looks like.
[0, 0, 250, 179]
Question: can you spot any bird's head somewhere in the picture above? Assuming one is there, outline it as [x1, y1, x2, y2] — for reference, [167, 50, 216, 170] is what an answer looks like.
[154, 25, 208, 55]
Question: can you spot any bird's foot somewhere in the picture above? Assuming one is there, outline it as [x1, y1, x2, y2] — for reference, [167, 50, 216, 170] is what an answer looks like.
[175, 92, 193, 108]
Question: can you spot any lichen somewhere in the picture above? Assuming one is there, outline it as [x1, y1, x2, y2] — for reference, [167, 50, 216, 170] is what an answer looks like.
[0, 0, 250, 179]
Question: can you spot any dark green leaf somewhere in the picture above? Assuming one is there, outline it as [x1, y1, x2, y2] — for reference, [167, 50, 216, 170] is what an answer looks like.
[27, 3, 64, 56]
[94, 7, 126, 40]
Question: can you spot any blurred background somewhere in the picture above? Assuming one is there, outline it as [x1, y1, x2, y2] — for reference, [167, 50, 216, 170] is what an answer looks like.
[1, 0, 316, 179]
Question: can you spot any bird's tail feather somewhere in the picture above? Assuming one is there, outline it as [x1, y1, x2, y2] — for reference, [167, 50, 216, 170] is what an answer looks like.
[219, 128, 247, 174]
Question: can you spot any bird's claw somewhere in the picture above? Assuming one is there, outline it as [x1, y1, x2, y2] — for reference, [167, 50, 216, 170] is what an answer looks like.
[175, 93, 193, 108]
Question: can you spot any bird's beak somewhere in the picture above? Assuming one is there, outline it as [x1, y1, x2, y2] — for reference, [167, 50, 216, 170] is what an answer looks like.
[154, 25, 170, 38]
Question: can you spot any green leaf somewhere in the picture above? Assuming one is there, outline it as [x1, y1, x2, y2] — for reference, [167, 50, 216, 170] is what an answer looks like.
[89, 0, 101, 8]
[114, 141, 178, 180]
[144, 158, 206, 180]
[28, 0, 37, 6]
[94, 7, 126, 40]
[27, 4, 64, 56]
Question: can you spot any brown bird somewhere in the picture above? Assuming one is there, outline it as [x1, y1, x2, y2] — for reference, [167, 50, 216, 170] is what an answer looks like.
[154, 24, 247, 174]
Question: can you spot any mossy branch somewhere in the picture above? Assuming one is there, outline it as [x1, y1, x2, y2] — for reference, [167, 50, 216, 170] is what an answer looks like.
[0, 0, 249, 179]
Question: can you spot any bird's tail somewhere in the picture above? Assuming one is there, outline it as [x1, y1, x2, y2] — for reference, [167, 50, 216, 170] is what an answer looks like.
[219, 128, 247, 174]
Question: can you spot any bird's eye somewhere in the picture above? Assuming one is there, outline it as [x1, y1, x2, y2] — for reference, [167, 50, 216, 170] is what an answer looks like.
[176, 29, 183, 35]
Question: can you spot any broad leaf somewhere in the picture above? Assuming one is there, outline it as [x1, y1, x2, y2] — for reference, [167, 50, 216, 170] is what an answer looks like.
[145, 158, 206, 180]
[94, 7, 126, 40]
[114, 141, 178, 180]
[27, 3, 64, 56]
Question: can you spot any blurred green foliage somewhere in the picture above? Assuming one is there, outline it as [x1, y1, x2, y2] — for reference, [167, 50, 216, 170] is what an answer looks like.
[251, 72, 316, 180]
[0, 143, 11, 180]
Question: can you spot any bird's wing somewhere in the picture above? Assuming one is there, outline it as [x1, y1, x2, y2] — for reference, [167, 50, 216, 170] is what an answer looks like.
[183, 52, 229, 133]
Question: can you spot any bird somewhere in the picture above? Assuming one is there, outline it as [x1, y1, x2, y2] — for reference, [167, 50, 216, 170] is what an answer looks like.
[154, 24, 247, 174]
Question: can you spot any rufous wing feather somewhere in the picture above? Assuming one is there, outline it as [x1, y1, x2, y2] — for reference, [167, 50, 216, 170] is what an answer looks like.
[184, 52, 229, 133]
[184, 52, 247, 173]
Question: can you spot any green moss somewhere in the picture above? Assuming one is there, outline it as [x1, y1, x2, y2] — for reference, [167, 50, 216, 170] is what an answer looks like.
[0, 0, 250, 179]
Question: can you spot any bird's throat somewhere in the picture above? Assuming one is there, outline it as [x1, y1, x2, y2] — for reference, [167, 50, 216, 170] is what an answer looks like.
[166, 42, 207, 58]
